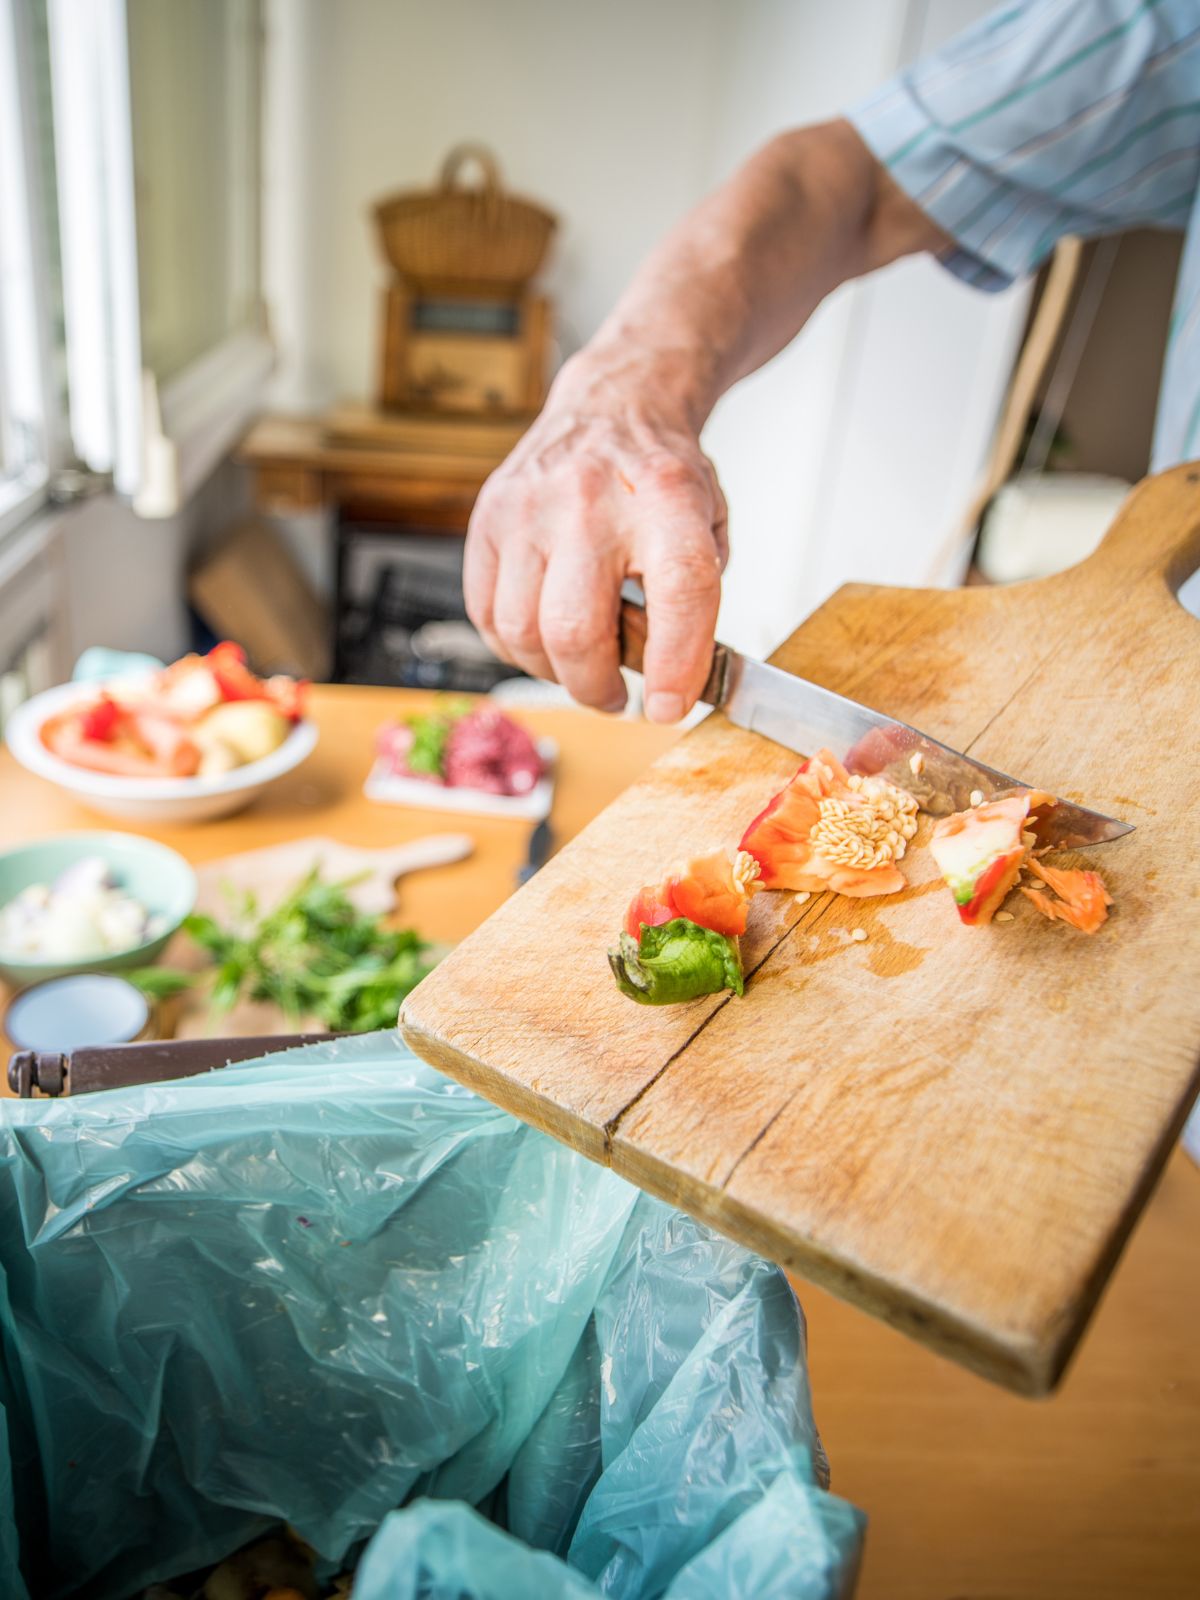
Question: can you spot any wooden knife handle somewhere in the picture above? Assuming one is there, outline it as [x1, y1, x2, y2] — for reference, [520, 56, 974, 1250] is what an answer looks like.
[618, 600, 730, 708]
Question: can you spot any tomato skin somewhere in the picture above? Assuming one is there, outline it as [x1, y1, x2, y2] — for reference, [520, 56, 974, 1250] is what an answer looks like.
[624, 884, 678, 941]
[668, 861, 748, 938]
[957, 848, 1024, 925]
[78, 695, 121, 742]
[624, 849, 757, 941]
[265, 674, 307, 721]
[207, 641, 264, 703]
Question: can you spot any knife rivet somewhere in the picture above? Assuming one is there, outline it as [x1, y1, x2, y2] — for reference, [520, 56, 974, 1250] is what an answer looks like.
[970, 789, 985, 807]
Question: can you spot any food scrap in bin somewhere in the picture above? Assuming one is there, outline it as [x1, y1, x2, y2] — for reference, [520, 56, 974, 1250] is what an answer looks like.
[135, 1526, 336, 1599]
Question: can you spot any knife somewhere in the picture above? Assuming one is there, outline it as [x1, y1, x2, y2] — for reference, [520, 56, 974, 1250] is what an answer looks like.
[517, 815, 555, 885]
[618, 601, 1131, 849]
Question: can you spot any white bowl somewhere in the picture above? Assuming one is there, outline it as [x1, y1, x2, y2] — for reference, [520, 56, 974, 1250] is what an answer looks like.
[6, 682, 319, 824]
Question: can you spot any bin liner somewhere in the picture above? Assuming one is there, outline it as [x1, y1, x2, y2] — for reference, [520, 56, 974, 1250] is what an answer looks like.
[0, 1033, 863, 1599]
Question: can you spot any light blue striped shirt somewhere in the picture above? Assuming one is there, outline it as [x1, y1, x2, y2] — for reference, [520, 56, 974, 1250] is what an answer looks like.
[850, 0, 1200, 469]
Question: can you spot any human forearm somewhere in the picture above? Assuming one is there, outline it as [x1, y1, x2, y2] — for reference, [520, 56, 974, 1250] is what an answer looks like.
[556, 118, 945, 431]
[464, 118, 948, 721]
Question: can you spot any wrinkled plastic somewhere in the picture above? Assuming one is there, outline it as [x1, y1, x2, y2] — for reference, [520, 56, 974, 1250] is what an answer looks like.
[0, 1033, 863, 1599]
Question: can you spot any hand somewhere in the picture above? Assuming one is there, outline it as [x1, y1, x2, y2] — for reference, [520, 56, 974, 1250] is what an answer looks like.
[463, 353, 728, 721]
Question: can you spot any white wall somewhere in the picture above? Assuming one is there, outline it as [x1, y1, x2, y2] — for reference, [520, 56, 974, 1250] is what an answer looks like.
[264, 0, 1028, 660]
[700, 0, 922, 655]
[265, 0, 733, 405]
[701, 0, 1030, 655]
[53, 459, 250, 665]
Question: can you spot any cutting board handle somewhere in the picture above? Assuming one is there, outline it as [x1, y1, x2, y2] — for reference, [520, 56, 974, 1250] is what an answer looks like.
[1074, 464, 1200, 596]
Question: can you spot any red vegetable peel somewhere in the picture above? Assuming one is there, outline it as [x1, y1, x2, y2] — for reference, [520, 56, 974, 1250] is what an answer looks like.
[625, 847, 761, 941]
[929, 790, 1056, 926]
[1020, 859, 1112, 933]
[740, 748, 916, 898]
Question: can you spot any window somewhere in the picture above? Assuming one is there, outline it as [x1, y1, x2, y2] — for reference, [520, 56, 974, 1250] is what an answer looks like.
[128, 0, 263, 385]
[2, 0, 268, 548]
[125, 0, 270, 515]
[43, 0, 268, 514]
[0, 0, 55, 542]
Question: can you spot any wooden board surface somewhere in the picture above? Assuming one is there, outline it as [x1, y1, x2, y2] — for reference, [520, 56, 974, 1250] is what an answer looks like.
[401, 466, 1200, 1394]
[169, 834, 473, 1038]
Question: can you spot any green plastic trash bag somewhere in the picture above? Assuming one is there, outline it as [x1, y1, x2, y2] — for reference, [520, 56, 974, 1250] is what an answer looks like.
[0, 1033, 863, 1598]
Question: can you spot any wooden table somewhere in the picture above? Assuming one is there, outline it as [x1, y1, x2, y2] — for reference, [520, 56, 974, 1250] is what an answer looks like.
[0, 683, 1196, 1595]
[237, 410, 525, 680]
[237, 410, 520, 524]
[0, 686, 674, 958]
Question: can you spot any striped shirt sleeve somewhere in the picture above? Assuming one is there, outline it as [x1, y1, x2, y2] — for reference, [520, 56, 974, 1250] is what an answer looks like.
[849, 0, 1200, 292]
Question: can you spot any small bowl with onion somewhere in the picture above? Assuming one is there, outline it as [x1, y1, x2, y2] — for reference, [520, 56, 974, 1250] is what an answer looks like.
[5, 644, 317, 824]
[0, 832, 197, 989]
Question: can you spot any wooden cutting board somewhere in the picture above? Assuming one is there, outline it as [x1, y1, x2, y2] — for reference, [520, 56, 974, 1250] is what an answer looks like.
[401, 467, 1200, 1395]
[170, 833, 472, 1038]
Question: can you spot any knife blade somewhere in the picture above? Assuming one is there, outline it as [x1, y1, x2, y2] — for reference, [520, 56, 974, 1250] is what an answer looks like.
[517, 815, 555, 885]
[618, 600, 1131, 849]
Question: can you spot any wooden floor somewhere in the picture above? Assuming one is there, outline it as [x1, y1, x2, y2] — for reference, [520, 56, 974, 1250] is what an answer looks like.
[806, 1148, 1200, 1599]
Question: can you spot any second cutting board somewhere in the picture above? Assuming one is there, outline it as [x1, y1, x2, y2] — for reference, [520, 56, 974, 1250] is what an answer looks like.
[170, 833, 472, 1038]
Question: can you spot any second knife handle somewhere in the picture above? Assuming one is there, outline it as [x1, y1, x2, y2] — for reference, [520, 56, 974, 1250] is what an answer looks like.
[618, 600, 729, 709]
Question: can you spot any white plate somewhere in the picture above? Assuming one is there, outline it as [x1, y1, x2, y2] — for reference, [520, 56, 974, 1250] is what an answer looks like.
[364, 738, 556, 821]
[6, 682, 318, 824]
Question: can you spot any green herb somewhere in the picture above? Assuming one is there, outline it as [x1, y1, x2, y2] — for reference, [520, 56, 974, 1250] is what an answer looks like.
[608, 917, 744, 1006]
[128, 869, 435, 1032]
[126, 966, 195, 1000]
[403, 699, 471, 778]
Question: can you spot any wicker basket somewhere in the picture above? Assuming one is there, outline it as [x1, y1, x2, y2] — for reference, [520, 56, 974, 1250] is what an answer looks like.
[374, 144, 557, 294]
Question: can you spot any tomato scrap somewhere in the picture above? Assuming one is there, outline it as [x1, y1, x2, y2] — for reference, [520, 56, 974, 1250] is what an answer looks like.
[928, 791, 1055, 926]
[625, 847, 761, 940]
[1020, 858, 1112, 933]
[739, 748, 913, 898]
[78, 695, 122, 742]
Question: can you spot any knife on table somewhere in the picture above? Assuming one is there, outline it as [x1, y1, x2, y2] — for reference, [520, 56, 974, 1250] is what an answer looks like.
[517, 816, 555, 885]
[618, 600, 1131, 849]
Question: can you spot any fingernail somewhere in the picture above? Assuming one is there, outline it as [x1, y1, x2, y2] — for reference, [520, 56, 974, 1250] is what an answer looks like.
[600, 693, 628, 714]
[646, 692, 685, 724]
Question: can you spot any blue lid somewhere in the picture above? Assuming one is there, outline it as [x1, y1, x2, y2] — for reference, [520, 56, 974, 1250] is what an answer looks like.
[6, 974, 150, 1052]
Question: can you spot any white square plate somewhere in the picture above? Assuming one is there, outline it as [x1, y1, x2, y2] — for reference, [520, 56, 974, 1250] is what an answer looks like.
[364, 738, 556, 821]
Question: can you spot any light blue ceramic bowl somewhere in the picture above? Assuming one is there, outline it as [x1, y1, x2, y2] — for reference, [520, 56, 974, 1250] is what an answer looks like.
[0, 832, 196, 988]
